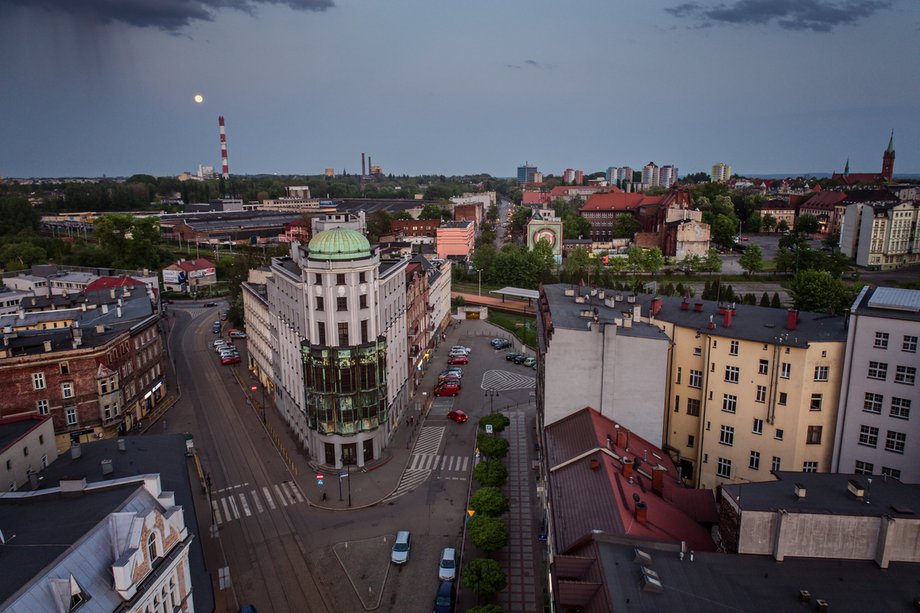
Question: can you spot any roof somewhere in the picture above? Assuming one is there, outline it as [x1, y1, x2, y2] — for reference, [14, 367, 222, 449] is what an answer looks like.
[545, 408, 716, 555]
[307, 226, 372, 260]
[831, 172, 888, 186]
[440, 220, 474, 229]
[0, 415, 49, 453]
[580, 192, 649, 213]
[168, 258, 215, 272]
[490, 287, 539, 300]
[722, 471, 920, 517]
[84, 276, 143, 292]
[801, 191, 846, 209]
[860, 286, 920, 317]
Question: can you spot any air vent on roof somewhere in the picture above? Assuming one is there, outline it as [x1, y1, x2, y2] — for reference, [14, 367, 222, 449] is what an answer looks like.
[815, 599, 829, 612]
[640, 567, 663, 593]
[794, 483, 807, 499]
[847, 479, 865, 499]
[799, 590, 812, 603]
[634, 548, 653, 566]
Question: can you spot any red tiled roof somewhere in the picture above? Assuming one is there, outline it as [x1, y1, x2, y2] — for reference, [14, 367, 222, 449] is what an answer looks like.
[84, 276, 142, 292]
[831, 172, 886, 186]
[580, 192, 650, 212]
[171, 258, 216, 272]
[802, 191, 847, 210]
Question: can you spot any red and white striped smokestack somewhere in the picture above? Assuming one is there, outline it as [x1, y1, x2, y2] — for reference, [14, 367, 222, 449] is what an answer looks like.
[218, 115, 229, 179]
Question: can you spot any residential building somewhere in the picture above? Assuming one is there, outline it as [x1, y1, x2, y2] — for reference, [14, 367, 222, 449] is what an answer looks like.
[435, 220, 475, 260]
[711, 162, 732, 183]
[833, 286, 920, 482]
[635, 190, 709, 258]
[0, 415, 58, 491]
[759, 198, 800, 230]
[536, 285, 670, 447]
[279, 218, 311, 243]
[579, 192, 656, 243]
[242, 278, 273, 394]
[450, 191, 496, 209]
[405, 256, 431, 385]
[636, 296, 847, 489]
[526, 209, 564, 264]
[658, 164, 678, 188]
[0, 288, 32, 315]
[522, 185, 609, 207]
[606, 166, 634, 187]
[161, 258, 217, 293]
[517, 163, 539, 184]
[641, 162, 660, 188]
[391, 219, 440, 238]
[311, 211, 366, 236]
[839, 192, 920, 270]
[452, 203, 482, 229]
[426, 259, 452, 342]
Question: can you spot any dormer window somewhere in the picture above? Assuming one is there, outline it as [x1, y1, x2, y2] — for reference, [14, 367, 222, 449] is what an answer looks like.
[146, 532, 159, 562]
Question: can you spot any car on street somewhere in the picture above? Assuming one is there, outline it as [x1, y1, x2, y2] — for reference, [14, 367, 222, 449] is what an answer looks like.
[212, 322, 221, 334]
[438, 374, 462, 386]
[438, 547, 457, 581]
[491, 338, 512, 349]
[505, 352, 520, 361]
[213, 339, 227, 349]
[221, 354, 241, 365]
[447, 355, 468, 365]
[391, 531, 411, 565]
[432, 581, 455, 613]
[449, 346, 471, 355]
[204, 302, 218, 307]
[446, 410, 468, 424]
[229, 330, 247, 339]
[523, 357, 537, 367]
[439, 368, 463, 379]
[434, 381, 461, 397]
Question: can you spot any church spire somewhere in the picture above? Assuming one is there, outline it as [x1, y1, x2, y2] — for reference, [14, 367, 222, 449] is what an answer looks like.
[844, 158, 849, 175]
[887, 129, 895, 153]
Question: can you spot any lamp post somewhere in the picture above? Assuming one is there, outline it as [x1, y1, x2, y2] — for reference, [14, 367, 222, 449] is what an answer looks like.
[477, 269, 482, 296]
[485, 389, 499, 414]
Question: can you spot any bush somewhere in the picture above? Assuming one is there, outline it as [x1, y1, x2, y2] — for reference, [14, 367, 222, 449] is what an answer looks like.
[463, 559, 507, 602]
[468, 515, 508, 553]
[473, 459, 508, 487]
[479, 413, 510, 433]
[468, 605, 504, 613]
[477, 433, 509, 460]
[470, 486, 510, 516]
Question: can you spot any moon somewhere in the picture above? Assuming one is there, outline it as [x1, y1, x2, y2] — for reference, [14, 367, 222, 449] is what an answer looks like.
[194, 94, 204, 104]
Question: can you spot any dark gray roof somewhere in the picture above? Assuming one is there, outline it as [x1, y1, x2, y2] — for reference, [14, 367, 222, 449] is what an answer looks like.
[441, 220, 473, 228]
[34, 435, 214, 611]
[332, 198, 435, 215]
[0, 416, 46, 453]
[593, 537, 920, 613]
[541, 284, 672, 343]
[722, 471, 920, 517]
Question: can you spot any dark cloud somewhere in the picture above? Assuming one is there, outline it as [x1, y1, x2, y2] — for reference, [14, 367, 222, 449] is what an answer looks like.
[524, 59, 538, 66]
[0, 0, 333, 31]
[665, 0, 892, 32]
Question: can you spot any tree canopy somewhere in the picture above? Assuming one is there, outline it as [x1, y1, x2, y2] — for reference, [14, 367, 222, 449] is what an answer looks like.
[787, 270, 854, 314]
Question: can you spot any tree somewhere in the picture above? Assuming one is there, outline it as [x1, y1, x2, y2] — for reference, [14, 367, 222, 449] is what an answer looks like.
[479, 413, 510, 433]
[776, 219, 790, 233]
[477, 433, 509, 459]
[531, 238, 555, 271]
[562, 247, 591, 284]
[463, 558, 507, 602]
[701, 248, 722, 273]
[762, 213, 777, 232]
[739, 244, 763, 275]
[787, 270, 852, 314]
[771, 292, 782, 308]
[419, 204, 444, 220]
[468, 515, 508, 553]
[642, 247, 665, 275]
[391, 210, 412, 221]
[760, 292, 771, 307]
[743, 211, 762, 233]
[365, 210, 392, 243]
[473, 459, 507, 487]
[611, 214, 639, 239]
[0, 195, 41, 235]
[0, 242, 47, 269]
[794, 213, 820, 235]
[469, 486, 509, 516]
[468, 605, 504, 613]
[711, 213, 738, 247]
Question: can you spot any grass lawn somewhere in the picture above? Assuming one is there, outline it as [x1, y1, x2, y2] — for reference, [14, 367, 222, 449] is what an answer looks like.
[487, 311, 537, 349]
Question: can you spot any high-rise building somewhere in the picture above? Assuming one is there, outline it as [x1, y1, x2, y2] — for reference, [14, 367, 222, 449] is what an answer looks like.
[641, 162, 660, 187]
[659, 165, 678, 188]
[517, 163, 538, 183]
[711, 163, 732, 183]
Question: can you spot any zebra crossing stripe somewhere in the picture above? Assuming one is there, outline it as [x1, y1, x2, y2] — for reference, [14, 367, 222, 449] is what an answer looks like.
[460, 456, 469, 471]
[285, 481, 304, 503]
[211, 500, 222, 525]
[228, 496, 240, 519]
[239, 493, 251, 517]
[263, 486, 276, 510]
[250, 490, 264, 513]
[221, 497, 231, 521]
[274, 484, 288, 506]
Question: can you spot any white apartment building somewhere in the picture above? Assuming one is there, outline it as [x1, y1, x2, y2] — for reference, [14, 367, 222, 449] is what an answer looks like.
[711, 163, 732, 183]
[839, 198, 920, 270]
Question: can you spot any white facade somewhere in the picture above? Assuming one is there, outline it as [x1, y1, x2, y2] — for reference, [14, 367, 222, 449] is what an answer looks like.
[711, 163, 732, 183]
[427, 260, 453, 338]
[659, 165, 678, 188]
[451, 192, 496, 208]
[242, 279, 273, 391]
[840, 201, 920, 270]
[641, 163, 660, 188]
[0, 416, 58, 491]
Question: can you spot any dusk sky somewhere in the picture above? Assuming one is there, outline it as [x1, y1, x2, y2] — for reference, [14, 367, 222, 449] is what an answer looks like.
[1, 0, 918, 179]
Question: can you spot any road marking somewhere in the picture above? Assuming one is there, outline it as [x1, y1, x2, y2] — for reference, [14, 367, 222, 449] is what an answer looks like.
[262, 486, 276, 510]
[227, 496, 240, 519]
[382, 469, 431, 503]
[284, 481, 304, 503]
[211, 500, 222, 525]
[239, 493, 251, 517]
[221, 497, 231, 521]
[250, 490, 264, 513]
[460, 456, 469, 471]
[481, 369, 536, 392]
[274, 483, 288, 506]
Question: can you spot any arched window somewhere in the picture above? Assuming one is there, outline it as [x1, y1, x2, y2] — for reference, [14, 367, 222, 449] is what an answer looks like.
[169, 577, 178, 606]
[146, 532, 158, 562]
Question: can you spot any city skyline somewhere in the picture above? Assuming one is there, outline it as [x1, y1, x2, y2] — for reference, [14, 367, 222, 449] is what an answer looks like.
[1, 0, 918, 178]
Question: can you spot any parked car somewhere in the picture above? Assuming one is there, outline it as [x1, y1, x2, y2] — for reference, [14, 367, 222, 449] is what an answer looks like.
[221, 355, 241, 365]
[434, 382, 461, 397]
[432, 581, 455, 613]
[505, 352, 520, 361]
[449, 346, 471, 355]
[447, 355, 468, 365]
[219, 348, 239, 358]
[438, 547, 457, 581]
[523, 357, 537, 368]
[446, 410, 467, 424]
[438, 374, 462, 386]
[512, 354, 528, 364]
[213, 339, 227, 349]
[220, 311, 228, 320]
[491, 338, 512, 349]
[439, 368, 463, 379]
[391, 531, 411, 564]
[212, 322, 221, 334]
[229, 330, 248, 339]
[204, 302, 218, 307]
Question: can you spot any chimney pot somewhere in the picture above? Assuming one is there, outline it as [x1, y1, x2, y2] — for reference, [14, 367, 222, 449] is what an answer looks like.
[635, 501, 648, 525]
[622, 458, 634, 479]
[723, 310, 733, 328]
[694, 302, 704, 312]
[786, 309, 799, 330]
[652, 467, 666, 496]
[117, 438, 126, 452]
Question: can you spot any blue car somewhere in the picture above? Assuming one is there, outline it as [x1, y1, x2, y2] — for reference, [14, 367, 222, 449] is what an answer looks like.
[433, 581, 455, 613]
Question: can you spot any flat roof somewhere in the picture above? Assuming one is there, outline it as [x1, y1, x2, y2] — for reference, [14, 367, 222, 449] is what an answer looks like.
[0, 416, 46, 453]
[864, 286, 920, 315]
[490, 287, 540, 300]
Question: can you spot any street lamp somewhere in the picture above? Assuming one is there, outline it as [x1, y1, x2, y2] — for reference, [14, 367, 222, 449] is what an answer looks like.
[484, 389, 499, 414]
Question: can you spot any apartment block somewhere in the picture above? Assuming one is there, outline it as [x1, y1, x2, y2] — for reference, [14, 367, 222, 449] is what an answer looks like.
[839, 192, 920, 270]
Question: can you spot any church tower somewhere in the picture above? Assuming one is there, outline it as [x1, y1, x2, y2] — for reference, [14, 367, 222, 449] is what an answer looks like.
[882, 130, 895, 183]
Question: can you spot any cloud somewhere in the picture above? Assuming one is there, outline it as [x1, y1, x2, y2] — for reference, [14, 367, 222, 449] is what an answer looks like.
[665, 0, 892, 32]
[505, 59, 546, 70]
[0, 0, 333, 31]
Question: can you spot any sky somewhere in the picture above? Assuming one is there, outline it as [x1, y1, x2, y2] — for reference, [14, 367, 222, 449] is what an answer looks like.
[1, 0, 919, 179]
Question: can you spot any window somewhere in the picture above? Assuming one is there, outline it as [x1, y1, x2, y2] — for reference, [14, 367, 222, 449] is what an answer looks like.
[903, 335, 918, 353]
[687, 434, 695, 448]
[36, 400, 49, 415]
[858, 425, 879, 447]
[755, 385, 766, 403]
[693, 347, 702, 356]
[890, 397, 911, 420]
[868, 361, 888, 380]
[716, 458, 732, 478]
[854, 460, 874, 475]
[771, 456, 781, 472]
[147, 532, 158, 561]
[894, 365, 916, 385]
[863, 392, 883, 414]
[4, 459, 9, 470]
[314, 273, 322, 285]
[778, 392, 787, 406]
[359, 294, 368, 309]
[686, 398, 701, 416]
[806, 425, 823, 445]
[729, 340, 739, 356]
[61, 382, 74, 399]
[39, 435, 44, 445]
[874, 332, 889, 349]
[809, 394, 823, 411]
[336, 296, 348, 312]
[336, 273, 346, 285]
[722, 394, 737, 414]
[59, 362, 69, 375]
[360, 320, 369, 344]
[814, 366, 829, 382]
[32, 372, 45, 390]
[780, 362, 791, 379]
[337, 322, 349, 346]
[22, 446, 28, 457]
[359, 271, 366, 283]
[674, 395, 680, 412]
[802, 461, 818, 473]
[749, 451, 760, 470]
[881, 466, 901, 480]
[316, 296, 324, 311]
[317, 322, 326, 345]
[65, 407, 77, 426]
[689, 370, 702, 389]
[758, 359, 769, 375]
[725, 366, 739, 383]
[775, 429, 784, 441]
[752, 418, 763, 435]
[719, 425, 734, 446]
[885, 431, 906, 454]
[676, 367, 682, 384]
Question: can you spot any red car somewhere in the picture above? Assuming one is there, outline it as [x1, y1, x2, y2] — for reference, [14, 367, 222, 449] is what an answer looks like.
[434, 382, 461, 397]
[447, 410, 468, 423]
[221, 355, 241, 365]
[447, 355, 469, 365]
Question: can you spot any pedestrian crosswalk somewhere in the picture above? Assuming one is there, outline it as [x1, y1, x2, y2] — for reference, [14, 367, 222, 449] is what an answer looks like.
[210, 480, 304, 525]
[413, 426, 445, 454]
[382, 427, 473, 503]
[409, 453, 470, 473]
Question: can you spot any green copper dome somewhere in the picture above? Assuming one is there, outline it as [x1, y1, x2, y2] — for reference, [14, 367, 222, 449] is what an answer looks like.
[307, 227, 372, 260]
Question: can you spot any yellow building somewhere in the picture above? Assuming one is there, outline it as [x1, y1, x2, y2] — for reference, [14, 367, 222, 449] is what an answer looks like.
[639, 297, 847, 489]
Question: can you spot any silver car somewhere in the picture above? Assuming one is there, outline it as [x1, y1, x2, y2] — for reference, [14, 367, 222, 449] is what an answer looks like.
[438, 547, 456, 581]
[391, 531, 411, 564]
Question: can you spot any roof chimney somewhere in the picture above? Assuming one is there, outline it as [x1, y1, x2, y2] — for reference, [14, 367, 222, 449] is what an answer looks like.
[101, 304, 109, 314]
[43, 340, 52, 352]
[635, 501, 648, 525]
[616, 427, 628, 450]
[694, 302, 704, 312]
[116, 306, 122, 318]
[652, 467, 666, 497]
[117, 438, 126, 452]
[786, 309, 799, 331]
[632, 303, 641, 321]
[794, 483, 807, 499]
[681, 298, 690, 311]
[651, 297, 663, 316]
[101, 459, 113, 476]
[70, 443, 82, 459]
[622, 459, 634, 480]
[60, 476, 87, 495]
[723, 309, 733, 328]
[707, 314, 716, 330]
[110, 288, 116, 299]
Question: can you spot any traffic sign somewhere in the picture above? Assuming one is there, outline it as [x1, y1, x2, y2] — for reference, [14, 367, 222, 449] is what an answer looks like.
[467, 509, 475, 517]
[485, 424, 493, 434]
[339, 471, 348, 479]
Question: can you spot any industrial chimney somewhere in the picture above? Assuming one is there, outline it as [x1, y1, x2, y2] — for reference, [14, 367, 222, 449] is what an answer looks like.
[219, 115, 229, 179]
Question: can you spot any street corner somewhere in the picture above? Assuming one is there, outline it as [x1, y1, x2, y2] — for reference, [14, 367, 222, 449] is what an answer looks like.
[332, 536, 392, 610]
